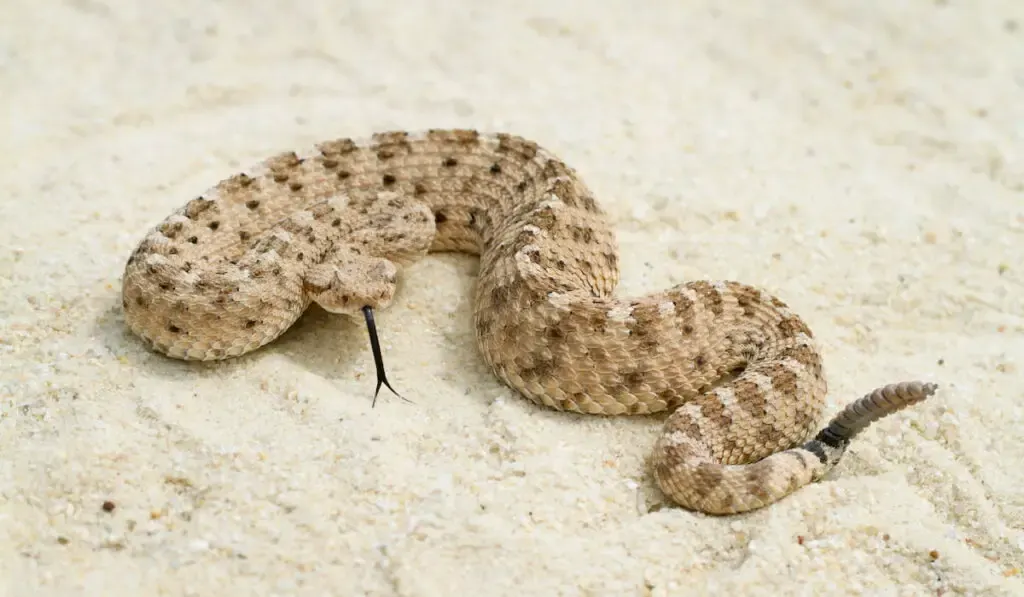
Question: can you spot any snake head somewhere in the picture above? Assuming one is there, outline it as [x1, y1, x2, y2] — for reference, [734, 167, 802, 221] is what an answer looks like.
[303, 246, 399, 317]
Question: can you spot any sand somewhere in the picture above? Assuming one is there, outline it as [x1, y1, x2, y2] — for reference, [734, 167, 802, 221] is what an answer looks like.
[2, 0, 1022, 595]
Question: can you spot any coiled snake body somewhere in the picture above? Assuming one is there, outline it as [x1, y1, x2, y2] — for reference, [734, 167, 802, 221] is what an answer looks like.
[122, 129, 937, 514]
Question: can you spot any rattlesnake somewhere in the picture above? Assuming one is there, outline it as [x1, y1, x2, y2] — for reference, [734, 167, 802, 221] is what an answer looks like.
[121, 129, 937, 515]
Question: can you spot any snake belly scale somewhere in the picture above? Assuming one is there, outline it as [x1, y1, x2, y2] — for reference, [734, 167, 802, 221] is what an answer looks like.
[121, 129, 937, 514]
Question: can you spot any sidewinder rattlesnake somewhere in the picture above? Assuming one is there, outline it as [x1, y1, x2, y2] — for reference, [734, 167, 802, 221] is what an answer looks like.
[121, 129, 937, 514]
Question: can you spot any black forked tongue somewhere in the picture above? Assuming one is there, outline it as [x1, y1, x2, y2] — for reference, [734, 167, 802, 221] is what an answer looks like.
[361, 306, 409, 407]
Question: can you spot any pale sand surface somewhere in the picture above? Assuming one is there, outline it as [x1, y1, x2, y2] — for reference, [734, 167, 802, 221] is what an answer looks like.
[2, 1, 1023, 595]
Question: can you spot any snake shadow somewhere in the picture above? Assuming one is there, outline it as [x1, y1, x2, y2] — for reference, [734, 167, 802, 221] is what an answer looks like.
[93, 292, 372, 385]
[95, 255, 479, 389]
